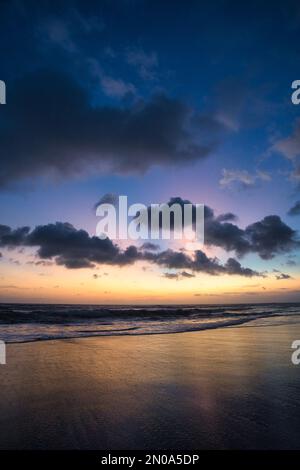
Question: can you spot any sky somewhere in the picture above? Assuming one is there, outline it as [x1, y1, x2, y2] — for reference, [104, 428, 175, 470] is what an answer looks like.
[0, 0, 300, 304]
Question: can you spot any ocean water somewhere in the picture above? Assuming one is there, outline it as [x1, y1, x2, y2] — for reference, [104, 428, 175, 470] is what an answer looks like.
[0, 302, 300, 343]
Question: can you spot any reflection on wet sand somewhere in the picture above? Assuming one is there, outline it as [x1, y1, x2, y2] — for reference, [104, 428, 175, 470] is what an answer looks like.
[0, 319, 300, 449]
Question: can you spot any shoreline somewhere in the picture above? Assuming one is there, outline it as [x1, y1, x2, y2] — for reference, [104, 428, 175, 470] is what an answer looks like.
[0, 317, 264, 344]
[0, 306, 300, 344]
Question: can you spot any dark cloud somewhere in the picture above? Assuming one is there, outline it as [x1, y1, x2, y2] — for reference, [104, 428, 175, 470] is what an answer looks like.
[139, 198, 299, 259]
[163, 270, 195, 280]
[136, 197, 197, 231]
[26, 259, 53, 266]
[140, 242, 160, 251]
[181, 271, 195, 278]
[274, 270, 293, 280]
[276, 273, 293, 280]
[0, 224, 30, 246]
[163, 273, 180, 280]
[34, 260, 53, 266]
[0, 69, 224, 187]
[286, 258, 297, 266]
[245, 215, 298, 260]
[209, 213, 299, 259]
[288, 201, 300, 216]
[145, 248, 261, 277]
[146, 249, 194, 270]
[0, 221, 263, 277]
[136, 197, 232, 233]
[215, 212, 238, 222]
[205, 211, 251, 255]
[224, 258, 264, 277]
[94, 193, 118, 209]
[26, 222, 120, 269]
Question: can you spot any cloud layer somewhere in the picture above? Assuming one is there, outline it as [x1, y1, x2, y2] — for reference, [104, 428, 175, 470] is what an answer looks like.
[0, 69, 224, 187]
[138, 198, 299, 260]
[0, 221, 262, 277]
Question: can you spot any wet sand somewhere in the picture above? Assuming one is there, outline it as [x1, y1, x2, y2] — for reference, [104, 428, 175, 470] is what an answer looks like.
[0, 319, 300, 449]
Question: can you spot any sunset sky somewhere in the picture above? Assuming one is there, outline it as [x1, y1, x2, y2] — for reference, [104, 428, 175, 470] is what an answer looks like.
[0, 0, 300, 303]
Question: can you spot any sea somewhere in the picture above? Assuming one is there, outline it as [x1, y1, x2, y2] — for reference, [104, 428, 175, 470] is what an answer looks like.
[0, 302, 300, 343]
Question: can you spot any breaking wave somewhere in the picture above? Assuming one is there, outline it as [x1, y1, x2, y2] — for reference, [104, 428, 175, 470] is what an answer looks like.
[0, 303, 299, 343]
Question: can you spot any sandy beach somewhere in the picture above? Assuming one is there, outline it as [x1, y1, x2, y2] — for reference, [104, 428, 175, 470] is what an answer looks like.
[0, 319, 300, 450]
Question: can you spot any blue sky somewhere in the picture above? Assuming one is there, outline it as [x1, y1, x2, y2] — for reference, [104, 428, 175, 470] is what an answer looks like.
[0, 0, 300, 302]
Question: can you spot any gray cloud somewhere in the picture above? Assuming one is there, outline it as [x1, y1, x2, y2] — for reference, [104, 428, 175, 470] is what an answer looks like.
[0, 69, 224, 187]
[138, 197, 299, 259]
[219, 169, 271, 189]
[94, 193, 119, 209]
[163, 271, 196, 280]
[145, 249, 262, 277]
[140, 242, 160, 251]
[275, 272, 293, 280]
[163, 273, 180, 280]
[0, 225, 30, 246]
[244, 215, 298, 260]
[288, 201, 300, 216]
[0, 221, 263, 277]
[181, 271, 195, 278]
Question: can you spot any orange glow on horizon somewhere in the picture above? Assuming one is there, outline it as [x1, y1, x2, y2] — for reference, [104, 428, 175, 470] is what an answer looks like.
[1, 250, 299, 304]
